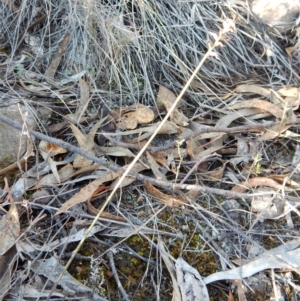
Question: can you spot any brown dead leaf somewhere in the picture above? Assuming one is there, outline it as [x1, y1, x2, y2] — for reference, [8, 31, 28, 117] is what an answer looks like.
[144, 182, 188, 208]
[34, 163, 74, 189]
[55, 170, 122, 215]
[76, 77, 90, 120]
[186, 177, 201, 200]
[0, 179, 20, 256]
[157, 85, 189, 126]
[268, 174, 300, 190]
[110, 162, 149, 189]
[132, 121, 179, 143]
[152, 151, 169, 169]
[234, 84, 270, 98]
[231, 177, 284, 193]
[229, 99, 284, 119]
[186, 138, 197, 159]
[86, 186, 126, 222]
[44, 33, 70, 84]
[97, 146, 135, 157]
[286, 45, 299, 59]
[146, 151, 167, 181]
[71, 118, 107, 167]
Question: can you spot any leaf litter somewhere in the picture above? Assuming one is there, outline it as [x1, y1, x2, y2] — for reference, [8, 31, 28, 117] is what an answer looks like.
[1, 4, 300, 300]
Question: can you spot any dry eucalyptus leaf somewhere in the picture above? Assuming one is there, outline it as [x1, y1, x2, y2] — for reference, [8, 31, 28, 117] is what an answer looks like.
[175, 257, 209, 301]
[34, 163, 74, 188]
[44, 33, 70, 83]
[97, 146, 135, 157]
[71, 118, 107, 167]
[110, 162, 148, 189]
[157, 85, 189, 126]
[234, 84, 270, 98]
[145, 182, 188, 208]
[55, 170, 122, 215]
[30, 256, 107, 300]
[76, 77, 90, 119]
[157, 240, 182, 301]
[231, 177, 284, 193]
[204, 246, 300, 285]
[145, 151, 167, 181]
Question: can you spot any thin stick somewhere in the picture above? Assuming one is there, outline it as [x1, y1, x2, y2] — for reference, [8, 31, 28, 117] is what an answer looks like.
[0, 117, 283, 200]
[107, 250, 130, 301]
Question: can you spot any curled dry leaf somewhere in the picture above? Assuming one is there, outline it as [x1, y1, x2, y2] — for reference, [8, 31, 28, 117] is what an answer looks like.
[144, 182, 188, 208]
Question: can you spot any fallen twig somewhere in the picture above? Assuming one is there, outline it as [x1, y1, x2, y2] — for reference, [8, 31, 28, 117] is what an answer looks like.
[0, 113, 288, 199]
[107, 250, 130, 301]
